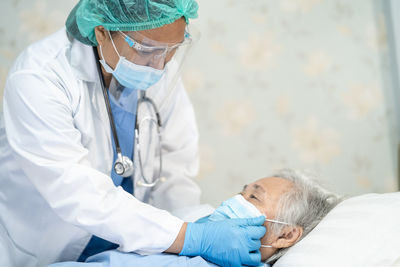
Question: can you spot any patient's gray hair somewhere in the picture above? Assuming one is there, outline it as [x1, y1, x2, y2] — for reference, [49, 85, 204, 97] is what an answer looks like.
[266, 169, 343, 263]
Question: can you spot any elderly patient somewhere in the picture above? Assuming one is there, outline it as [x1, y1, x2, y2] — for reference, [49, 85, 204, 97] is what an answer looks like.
[48, 169, 341, 267]
[236, 169, 341, 263]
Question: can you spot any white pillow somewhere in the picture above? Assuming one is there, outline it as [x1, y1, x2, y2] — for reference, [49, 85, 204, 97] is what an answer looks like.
[274, 192, 400, 267]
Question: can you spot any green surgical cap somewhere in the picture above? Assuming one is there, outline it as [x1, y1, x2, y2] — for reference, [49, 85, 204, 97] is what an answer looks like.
[66, 0, 199, 46]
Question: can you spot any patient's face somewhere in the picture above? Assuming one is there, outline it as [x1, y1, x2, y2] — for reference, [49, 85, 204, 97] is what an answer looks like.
[241, 177, 293, 218]
[240, 177, 295, 261]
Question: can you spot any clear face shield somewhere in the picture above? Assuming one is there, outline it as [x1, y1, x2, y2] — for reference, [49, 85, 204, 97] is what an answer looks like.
[118, 30, 192, 70]
[107, 24, 200, 110]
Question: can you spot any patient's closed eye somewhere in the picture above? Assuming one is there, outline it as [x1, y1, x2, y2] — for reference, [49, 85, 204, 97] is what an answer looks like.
[250, 194, 259, 200]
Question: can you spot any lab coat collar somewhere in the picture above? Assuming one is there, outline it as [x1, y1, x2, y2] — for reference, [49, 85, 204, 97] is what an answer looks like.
[68, 34, 112, 154]
[70, 36, 98, 83]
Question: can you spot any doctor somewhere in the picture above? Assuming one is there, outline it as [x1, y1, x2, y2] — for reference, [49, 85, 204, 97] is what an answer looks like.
[0, 0, 266, 267]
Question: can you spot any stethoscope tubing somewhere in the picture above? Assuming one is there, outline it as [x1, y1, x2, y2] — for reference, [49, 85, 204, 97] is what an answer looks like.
[93, 46, 122, 154]
[93, 46, 163, 186]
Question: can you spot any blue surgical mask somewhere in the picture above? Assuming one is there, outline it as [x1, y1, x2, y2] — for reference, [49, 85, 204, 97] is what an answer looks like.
[208, 194, 291, 249]
[208, 194, 264, 221]
[209, 194, 291, 226]
[99, 32, 164, 91]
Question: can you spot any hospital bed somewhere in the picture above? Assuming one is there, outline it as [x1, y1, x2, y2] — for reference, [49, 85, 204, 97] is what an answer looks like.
[48, 192, 400, 267]
[177, 193, 400, 267]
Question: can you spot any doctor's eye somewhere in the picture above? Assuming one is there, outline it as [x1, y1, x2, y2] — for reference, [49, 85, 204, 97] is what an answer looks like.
[137, 50, 153, 57]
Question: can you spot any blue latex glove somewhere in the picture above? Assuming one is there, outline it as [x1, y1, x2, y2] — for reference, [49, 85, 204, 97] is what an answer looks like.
[180, 216, 266, 267]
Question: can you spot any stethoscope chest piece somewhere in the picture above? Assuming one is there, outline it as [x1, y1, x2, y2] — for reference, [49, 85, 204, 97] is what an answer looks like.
[114, 153, 134, 177]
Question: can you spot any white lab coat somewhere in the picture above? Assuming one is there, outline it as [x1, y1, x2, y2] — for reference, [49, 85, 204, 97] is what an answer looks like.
[0, 28, 201, 267]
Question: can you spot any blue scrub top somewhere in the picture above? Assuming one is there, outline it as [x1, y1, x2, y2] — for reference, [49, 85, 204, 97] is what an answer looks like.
[78, 89, 138, 262]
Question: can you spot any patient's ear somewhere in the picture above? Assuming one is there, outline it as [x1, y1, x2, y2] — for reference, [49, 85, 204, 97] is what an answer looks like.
[271, 226, 303, 249]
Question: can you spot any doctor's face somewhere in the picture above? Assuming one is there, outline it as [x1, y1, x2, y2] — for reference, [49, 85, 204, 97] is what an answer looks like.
[95, 17, 186, 71]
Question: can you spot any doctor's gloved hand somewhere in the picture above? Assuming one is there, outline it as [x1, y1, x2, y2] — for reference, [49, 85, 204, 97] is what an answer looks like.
[179, 216, 266, 267]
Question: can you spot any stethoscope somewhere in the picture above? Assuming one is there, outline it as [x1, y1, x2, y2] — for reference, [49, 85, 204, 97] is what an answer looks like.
[93, 47, 164, 188]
